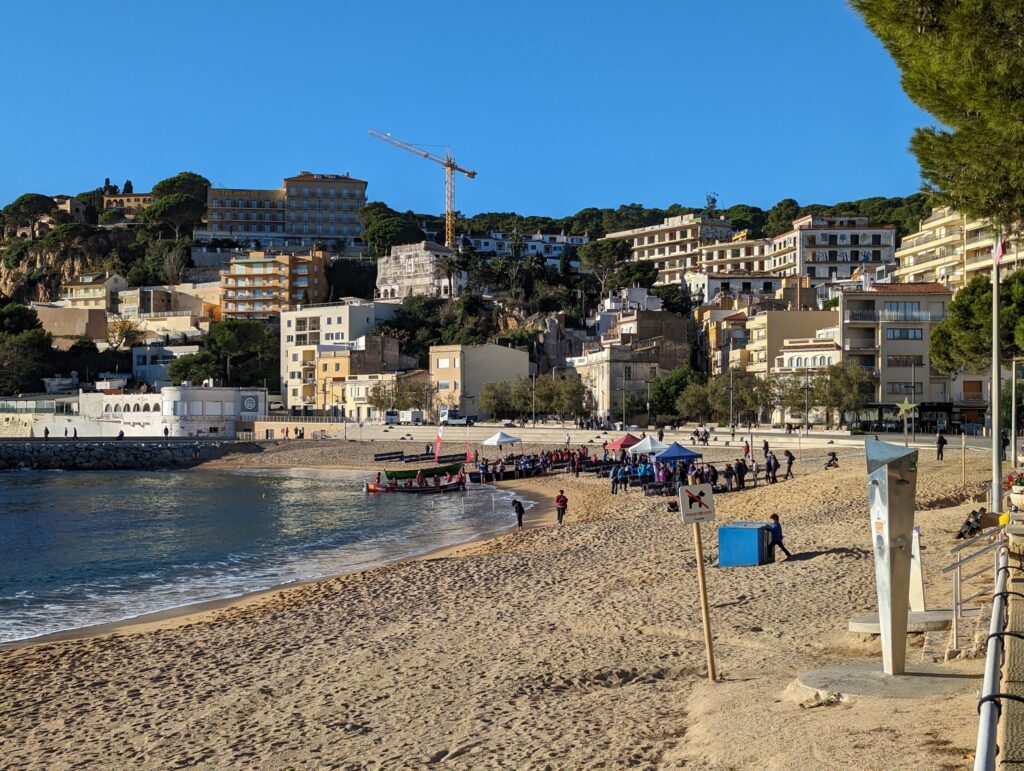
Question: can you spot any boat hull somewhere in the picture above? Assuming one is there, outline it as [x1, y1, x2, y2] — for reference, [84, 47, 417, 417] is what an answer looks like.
[366, 481, 465, 495]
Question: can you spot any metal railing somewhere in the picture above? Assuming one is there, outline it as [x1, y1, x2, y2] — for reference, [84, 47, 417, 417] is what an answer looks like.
[974, 547, 1011, 771]
[942, 524, 1006, 649]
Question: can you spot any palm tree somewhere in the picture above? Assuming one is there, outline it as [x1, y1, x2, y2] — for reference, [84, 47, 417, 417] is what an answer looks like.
[436, 253, 460, 298]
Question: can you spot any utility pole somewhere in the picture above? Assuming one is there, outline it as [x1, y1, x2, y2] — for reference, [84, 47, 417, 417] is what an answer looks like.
[911, 361, 917, 443]
[993, 233, 1003, 512]
[532, 374, 536, 427]
[728, 367, 734, 430]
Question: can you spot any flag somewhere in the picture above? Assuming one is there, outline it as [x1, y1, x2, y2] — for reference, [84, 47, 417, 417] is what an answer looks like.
[434, 426, 444, 462]
[995, 228, 1008, 266]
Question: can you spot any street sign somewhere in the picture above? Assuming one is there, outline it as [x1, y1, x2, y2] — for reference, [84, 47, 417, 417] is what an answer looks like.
[679, 483, 715, 524]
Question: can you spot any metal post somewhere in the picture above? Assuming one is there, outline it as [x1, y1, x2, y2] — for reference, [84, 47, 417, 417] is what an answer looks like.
[728, 367, 734, 430]
[951, 567, 960, 649]
[962, 431, 966, 486]
[532, 374, 536, 427]
[1013, 358, 1018, 468]
[912, 361, 916, 443]
[993, 255, 1003, 512]
[692, 521, 717, 683]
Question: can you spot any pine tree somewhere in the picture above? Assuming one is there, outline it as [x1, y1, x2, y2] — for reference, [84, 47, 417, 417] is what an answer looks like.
[852, 1, 1024, 230]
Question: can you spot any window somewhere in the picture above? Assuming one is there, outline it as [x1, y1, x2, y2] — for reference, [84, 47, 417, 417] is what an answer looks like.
[437, 357, 450, 369]
[886, 354, 924, 367]
[872, 234, 882, 245]
[883, 301, 920, 315]
[885, 328, 923, 340]
[886, 382, 924, 395]
[624, 365, 632, 381]
[850, 234, 860, 245]
[438, 381, 450, 391]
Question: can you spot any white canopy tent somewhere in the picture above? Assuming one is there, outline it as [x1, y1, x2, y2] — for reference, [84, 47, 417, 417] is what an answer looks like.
[481, 431, 522, 447]
[629, 435, 669, 455]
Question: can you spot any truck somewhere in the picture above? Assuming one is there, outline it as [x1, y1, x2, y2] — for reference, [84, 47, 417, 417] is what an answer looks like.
[438, 407, 474, 426]
[382, 409, 400, 425]
[399, 409, 424, 426]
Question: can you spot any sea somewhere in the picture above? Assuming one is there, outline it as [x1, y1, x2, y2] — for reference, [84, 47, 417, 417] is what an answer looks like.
[0, 468, 528, 643]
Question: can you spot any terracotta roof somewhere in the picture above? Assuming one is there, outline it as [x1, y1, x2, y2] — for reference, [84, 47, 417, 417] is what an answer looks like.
[864, 282, 950, 294]
[722, 311, 748, 322]
[284, 172, 366, 184]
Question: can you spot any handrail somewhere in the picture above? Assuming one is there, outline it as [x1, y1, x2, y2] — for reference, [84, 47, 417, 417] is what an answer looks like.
[951, 524, 1005, 554]
[943, 539, 1005, 573]
[973, 547, 1010, 771]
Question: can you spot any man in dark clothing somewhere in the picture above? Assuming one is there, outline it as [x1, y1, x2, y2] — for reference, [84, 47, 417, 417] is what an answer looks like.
[1002, 429, 1010, 461]
[735, 458, 746, 490]
[555, 490, 568, 526]
[768, 514, 792, 561]
[783, 450, 795, 480]
[762, 439, 769, 459]
[512, 500, 526, 531]
[936, 432, 947, 461]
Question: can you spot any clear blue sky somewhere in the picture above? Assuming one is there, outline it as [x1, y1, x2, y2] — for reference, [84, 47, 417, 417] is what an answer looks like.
[0, 0, 928, 217]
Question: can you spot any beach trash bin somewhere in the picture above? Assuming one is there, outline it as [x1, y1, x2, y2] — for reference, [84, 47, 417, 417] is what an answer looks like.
[718, 522, 772, 567]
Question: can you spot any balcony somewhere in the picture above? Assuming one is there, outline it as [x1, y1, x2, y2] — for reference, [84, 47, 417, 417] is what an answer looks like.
[843, 310, 944, 323]
[844, 338, 877, 351]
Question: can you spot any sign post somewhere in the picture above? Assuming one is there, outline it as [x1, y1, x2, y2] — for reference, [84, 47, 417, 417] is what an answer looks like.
[679, 483, 717, 682]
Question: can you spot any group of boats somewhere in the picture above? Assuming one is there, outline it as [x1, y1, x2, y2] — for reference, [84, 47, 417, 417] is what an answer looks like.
[362, 462, 466, 495]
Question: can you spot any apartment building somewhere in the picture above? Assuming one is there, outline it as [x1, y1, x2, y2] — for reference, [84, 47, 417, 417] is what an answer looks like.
[458, 230, 589, 268]
[279, 299, 399, 406]
[60, 272, 129, 312]
[132, 345, 202, 387]
[429, 344, 529, 419]
[684, 270, 785, 305]
[765, 215, 895, 287]
[194, 172, 367, 254]
[323, 369, 429, 423]
[606, 214, 735, 287]
[313, 340, 419, 413]
[742, 310, 839, 377]
[893, 205, 1024, 289]
[219, 251, 328, 320]
[772, 326, 841, 376]
[699, 233, 770, 273]
[375, 241, 466, 300]
[837, 283, 988, 427]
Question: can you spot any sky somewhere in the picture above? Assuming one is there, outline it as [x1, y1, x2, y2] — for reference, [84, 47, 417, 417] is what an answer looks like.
[0, 1, 931, 217]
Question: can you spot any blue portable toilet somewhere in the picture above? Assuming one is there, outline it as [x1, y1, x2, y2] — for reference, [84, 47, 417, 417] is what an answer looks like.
[718, 521, 772, 567]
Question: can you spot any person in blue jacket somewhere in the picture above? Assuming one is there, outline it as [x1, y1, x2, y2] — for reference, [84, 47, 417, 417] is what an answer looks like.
[768, 513, 792, 561]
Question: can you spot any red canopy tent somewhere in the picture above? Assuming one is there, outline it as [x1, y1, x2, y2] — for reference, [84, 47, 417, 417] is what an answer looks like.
[605, 433, 641, 450]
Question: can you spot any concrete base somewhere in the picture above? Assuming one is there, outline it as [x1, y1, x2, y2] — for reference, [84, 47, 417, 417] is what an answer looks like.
[796, 662, 978, 699]
[847, 609, 954, 634]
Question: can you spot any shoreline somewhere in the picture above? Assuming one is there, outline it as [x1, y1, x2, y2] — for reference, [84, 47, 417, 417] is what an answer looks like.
[0, 472, 556, 652]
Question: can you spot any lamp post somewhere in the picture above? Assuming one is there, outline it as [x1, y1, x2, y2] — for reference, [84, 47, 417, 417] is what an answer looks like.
[531, 374, 536, 427]
[728, 366, 734, 430]
[992, 232, 1003, 512]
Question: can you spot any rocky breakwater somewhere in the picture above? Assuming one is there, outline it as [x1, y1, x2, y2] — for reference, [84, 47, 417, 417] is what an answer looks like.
[0, 440, 234, 471]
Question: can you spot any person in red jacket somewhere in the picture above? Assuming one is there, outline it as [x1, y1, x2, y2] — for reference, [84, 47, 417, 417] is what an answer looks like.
[554, 490, 568, 526]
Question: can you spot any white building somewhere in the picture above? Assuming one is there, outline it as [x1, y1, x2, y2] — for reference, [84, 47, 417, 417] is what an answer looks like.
[458, 230, 588, 269]
[279, 299, 399, 407]
[765, 215, 896, 287]
[684, 271, 785, 306]
[375, 241, 467, 301]
[590, 287, 663, 337]
[0, 386, 267, 439]
[606, 214, 736, 287]
[132, 345, 202, 387]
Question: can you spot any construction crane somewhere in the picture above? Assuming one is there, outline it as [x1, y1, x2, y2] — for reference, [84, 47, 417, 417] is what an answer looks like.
[368, 129, 477, 250]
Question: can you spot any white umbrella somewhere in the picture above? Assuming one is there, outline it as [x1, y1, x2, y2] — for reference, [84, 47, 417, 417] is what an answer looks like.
[629, 435, 669, 455]
[481, 431, 522, 446]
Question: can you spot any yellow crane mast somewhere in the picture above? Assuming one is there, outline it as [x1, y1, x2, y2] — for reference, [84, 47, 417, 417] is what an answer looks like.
[368, 129, 477, 250]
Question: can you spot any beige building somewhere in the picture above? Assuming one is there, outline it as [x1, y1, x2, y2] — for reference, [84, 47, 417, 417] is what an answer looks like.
[279, 299, 400, 407]
[699, 232, 770, 273]
[102, 192, 154, 215]
[375, 241, 465, 300]
[219, 251, 328, 320]
[60, 272, 129, 312]
[195, 172, 368, 255]
[741, 310, 838, 377]
[893, 205, 1023, 289]
[31, 303, 108, 348]
[311, 337, 417, 413]
[838, 282, 987, 427]
[765, 215, 895, 287]
[606, 214, 735, 287]
[323, 369, 429, 423]
[429, 343, 529, 419]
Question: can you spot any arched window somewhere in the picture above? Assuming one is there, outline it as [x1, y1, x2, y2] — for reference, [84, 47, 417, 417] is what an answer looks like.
[104, 404, 112, 413]
[132, 403, 141, 412]
[142, 404, 150, 412]
[113, 403, 122, 413]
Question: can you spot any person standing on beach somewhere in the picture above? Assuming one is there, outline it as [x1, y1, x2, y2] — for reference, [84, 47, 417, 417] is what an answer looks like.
[743, 440, 750, 459]
[617, 464, 629, 493]
[783, 450, 795, 480]
[512, 499, 525, 531]
[610, 464, 619, 495]
[762, 439, 769, 459]
[936, 432, 947, 461]
[73, 427, 77, 439]
[767, 514, 792, 561]
[555, 490, 568, 526]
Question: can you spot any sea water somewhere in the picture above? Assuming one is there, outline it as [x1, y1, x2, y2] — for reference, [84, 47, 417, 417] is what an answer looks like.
[0, 468, 528, 643]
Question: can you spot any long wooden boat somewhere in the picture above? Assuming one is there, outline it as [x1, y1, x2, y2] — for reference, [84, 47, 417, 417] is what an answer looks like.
[364, 480, 465, 494]
[383, 462, 462, 481]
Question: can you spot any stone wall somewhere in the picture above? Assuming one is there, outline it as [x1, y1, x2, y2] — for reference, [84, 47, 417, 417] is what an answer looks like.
[0, 440, 236, 471]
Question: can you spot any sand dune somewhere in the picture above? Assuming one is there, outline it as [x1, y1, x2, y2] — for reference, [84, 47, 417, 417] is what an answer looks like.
[0, 441, 991, 769]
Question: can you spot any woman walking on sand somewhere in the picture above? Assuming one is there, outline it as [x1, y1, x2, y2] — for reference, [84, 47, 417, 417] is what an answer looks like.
[554, 490, 568, 526]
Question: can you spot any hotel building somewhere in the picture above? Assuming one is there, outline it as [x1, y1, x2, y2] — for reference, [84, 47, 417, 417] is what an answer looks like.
[219, 251, 328, 320]
[765, 215, 895, 288]
[605, 214, 736, 287]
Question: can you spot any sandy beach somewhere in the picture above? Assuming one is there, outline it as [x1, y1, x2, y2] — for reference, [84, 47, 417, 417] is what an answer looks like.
[0, 439, 993, 769]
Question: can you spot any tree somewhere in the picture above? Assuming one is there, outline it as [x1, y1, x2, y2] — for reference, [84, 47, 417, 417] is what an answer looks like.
[99, 208, 126, 225]
[2, 193, 57, 238]
[141, 193, 206, 239]
[930, 271, 1024, 373]
[763, 198, 800, 237]
[650, 284, 692, 315]
[479, 380, 514, 419]
[0, 303, 41, 336]
[167, 350, 220, 385]
[0, 328, 52, 395]
[779, 374, 813, 425]
[578, 238, 630, 297]
[107, 318, 144, 350]
[367, 382, 392, 413]
[852, 2, 1024, 230]
[553, 375, 586, 418]
[435, 253, 461, 298]
[609, 259, 658, 290]
[812, 362, 877, 427]
[123, 180, 134, 195]
[364, 216, 424, 258]
[703, 192, 719, 217]
[649, 366, 705, 417]
[163, 240, 190, 284]
[676, 382, 712, 422]
[151, 171, 210, 202]
[207, 319, 271, 385]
